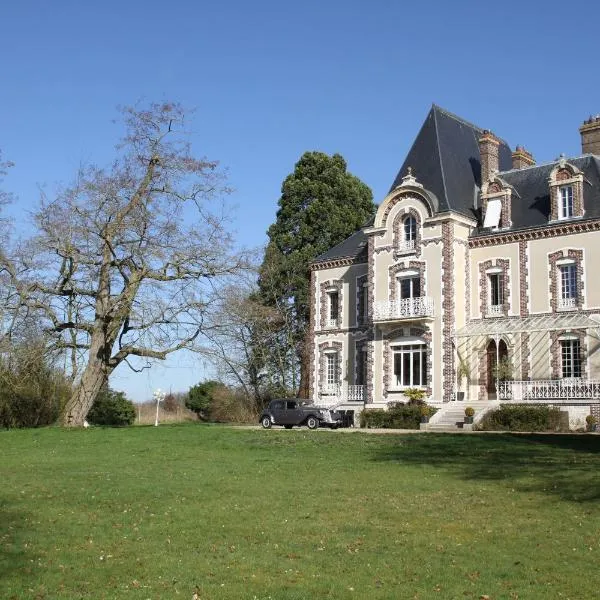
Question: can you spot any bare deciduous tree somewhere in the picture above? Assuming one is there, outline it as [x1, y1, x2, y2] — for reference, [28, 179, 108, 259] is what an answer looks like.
[0, 103, 246, 426]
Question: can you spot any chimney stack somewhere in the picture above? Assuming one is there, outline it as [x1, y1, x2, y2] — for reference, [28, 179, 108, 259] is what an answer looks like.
[478, 130, 500, 184]
[512, 145, 536, 170]
[580, 115, 600, 156]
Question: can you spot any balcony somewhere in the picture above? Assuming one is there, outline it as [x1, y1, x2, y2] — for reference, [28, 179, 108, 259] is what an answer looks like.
[558, 297, 576, 311]
[498, 379, 600, 403]
[372, 297, 434, 322]
[486, 304, 504, 317]
[319, 384, 365, 406]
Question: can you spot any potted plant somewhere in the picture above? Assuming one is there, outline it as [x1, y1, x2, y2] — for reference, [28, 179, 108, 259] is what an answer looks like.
[403, 388, 426, 404]
[420, 404, 432, 423]
[456, 358, 470, 401]
[586, 414, 597, 432]
[464, 406, 475, 424]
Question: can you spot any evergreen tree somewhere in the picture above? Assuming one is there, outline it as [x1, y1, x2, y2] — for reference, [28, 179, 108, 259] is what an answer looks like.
[260, 151, 375, 397]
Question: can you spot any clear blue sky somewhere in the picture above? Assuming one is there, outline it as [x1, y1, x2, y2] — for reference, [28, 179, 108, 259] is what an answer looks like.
[1, 0, 599, 401]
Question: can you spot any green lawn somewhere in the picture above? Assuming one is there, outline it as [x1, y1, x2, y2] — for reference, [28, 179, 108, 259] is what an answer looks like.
[1, 425, 599, 599]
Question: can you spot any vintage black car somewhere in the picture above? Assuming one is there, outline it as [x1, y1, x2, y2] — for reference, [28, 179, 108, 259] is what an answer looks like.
[259, 399, 342, 430]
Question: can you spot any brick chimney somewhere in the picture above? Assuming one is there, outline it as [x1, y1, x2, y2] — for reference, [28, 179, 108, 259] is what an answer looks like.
[580, 115, 600, 155]
[478, 130, 500, 184]
[512, 145, 535, 170]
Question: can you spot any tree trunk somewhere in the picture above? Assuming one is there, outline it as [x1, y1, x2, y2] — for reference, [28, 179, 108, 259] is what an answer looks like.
[298, 329, 311, 400]
[61, 358, 111, 427]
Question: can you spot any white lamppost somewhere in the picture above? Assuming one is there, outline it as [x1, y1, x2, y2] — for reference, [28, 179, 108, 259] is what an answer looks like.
[153, 388, 165, 426]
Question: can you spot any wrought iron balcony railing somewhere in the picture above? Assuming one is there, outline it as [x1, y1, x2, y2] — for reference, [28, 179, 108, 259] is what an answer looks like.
[372, 297, 434, 321]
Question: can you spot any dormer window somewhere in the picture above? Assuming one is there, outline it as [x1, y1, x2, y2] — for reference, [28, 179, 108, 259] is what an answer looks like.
[393, 209, 421, 256]
[483, 198, 502, 228]
[549, 163, 584, 221]
[481, 180, 511, 229]
[559, 185, 574, 219]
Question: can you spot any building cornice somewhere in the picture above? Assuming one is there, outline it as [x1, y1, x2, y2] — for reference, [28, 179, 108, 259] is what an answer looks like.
[310, 256, 367, 271]
[469, 219, 600, 248]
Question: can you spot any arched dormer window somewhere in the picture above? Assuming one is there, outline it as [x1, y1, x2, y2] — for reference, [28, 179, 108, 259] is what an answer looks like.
[549, 161, 584, 221]
[393, 209, 421, 256]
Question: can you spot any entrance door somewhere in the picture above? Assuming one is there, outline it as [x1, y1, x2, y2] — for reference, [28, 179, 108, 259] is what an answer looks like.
[486, 339, 508, 398]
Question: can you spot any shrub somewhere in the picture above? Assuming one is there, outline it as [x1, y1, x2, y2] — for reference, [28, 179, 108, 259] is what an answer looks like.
[0, 344, 71, 429]
[360, 403, 437, 429]
[162, 393, 179, 413]
[402, 388, 426, 404]
[464, 406, 475, 418]
[477, 404, 566, 432]
[185, 380, 226, 420]
[87, 388, 135, 426]
[586, 414, 597, 431]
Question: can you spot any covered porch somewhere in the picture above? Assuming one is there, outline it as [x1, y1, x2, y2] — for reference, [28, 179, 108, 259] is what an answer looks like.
[454, 312, 600, 403]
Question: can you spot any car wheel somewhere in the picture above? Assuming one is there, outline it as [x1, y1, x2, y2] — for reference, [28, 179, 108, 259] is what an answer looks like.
[306, 416, 319, 430]
[284, 425, 293, 429]
[261, 416, 272, 429]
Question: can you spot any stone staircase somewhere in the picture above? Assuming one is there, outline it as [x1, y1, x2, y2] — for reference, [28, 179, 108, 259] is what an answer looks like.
[426, 401, 499, 431]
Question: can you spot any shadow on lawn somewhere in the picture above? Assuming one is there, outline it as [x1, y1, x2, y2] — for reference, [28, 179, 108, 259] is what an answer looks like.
[0, 499, 38, 584]
[372, 433, 600, 503]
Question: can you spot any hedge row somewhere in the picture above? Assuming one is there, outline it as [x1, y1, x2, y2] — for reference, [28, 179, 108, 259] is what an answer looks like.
[477, 404, 568, 432]
[360, 403, 437, 429]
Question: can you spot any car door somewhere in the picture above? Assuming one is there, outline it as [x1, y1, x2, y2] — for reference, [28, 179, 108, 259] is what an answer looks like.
[285, 401, 302, 425]
[270, 400, 286, 424]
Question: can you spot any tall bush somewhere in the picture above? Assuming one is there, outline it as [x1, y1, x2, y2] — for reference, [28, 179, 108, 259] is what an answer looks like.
[87, 387, 135, 426]
[477, 404, 566, 432]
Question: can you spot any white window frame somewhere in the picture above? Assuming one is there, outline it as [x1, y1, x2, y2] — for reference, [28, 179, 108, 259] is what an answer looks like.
[325, 352, 339, 386]
[327, 290, 339, 327]
[560, 338, 582, 378]
[390, 341, 427, 389]
[558, 262, 577, 310]
[397, 271, 421, 300]
[559, 185, 574, 220]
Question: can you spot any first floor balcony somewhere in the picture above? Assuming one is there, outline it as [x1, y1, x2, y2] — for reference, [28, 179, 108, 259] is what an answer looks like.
[498, 379, 600, 403]
[319, 384, 365, 406]
[372, 297, 434, 322]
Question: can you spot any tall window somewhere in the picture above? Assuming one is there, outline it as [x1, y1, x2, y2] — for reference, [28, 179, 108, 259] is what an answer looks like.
[561, 339, 582, 378]
[356, 348, 367, 386]
[559, 185, 574, 219]
[328, 291, 339, 326]
[360, 283, 368, 322]
[398, 276, 421, 300]
[559, 264, 577, 309]
[326, 353, 339, 386]
[489, 272, 504, 311]
[392, 344, 427, 387]
[404, 216, 417, 244]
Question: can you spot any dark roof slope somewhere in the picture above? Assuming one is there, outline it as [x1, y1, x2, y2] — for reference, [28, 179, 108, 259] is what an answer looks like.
[389, 105, 513, 216]
[477, 154, 600, 233]
[314, 229, 368, 263]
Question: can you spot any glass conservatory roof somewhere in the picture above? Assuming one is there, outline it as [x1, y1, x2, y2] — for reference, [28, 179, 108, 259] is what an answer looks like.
[455, 313, 600, 338]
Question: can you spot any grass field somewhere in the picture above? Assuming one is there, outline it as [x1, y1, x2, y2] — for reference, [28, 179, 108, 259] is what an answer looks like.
[1, 425, 599, 599]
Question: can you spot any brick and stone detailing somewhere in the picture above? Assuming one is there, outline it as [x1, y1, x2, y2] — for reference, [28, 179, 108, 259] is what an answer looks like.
[381, 327, 431, 399]
[354, 339, 366, 385]
[441, 221, 455, 403]
[356, 275, 367, 326]
[319, 279, 343, 329]
[580, 116, 600, 155]
[366, 235, 376, 404]
[478, 130, 500, 184]
[388, 261, 426, 301]
[478, 258, 510, 317]
[464, 243, 471, 320]
[520, 332, 530, 380]
[392, 208, 422, 257]
[512, 146, 535, 170]
[317, 341, 343, 391]
[308, 270, 317, 402]
[550, 330, 587, 379]
[549, 166, 584, 221]
[548, 249, 584, 312]
[477, 347, 487, 401]
[518, 240, 529, 316]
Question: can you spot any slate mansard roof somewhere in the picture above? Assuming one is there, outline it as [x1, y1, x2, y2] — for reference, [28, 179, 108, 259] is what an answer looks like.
[313, 105, 600, 264]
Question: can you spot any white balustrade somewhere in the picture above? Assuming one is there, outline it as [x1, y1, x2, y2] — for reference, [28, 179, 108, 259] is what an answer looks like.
[318, 384, 365, 403]
[498, 379, 600, 402]
[487, 304, 504, 317]
[373, 297, 434, 321]
[558, 297, 576, 310]
[396, 240, 416, 253]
